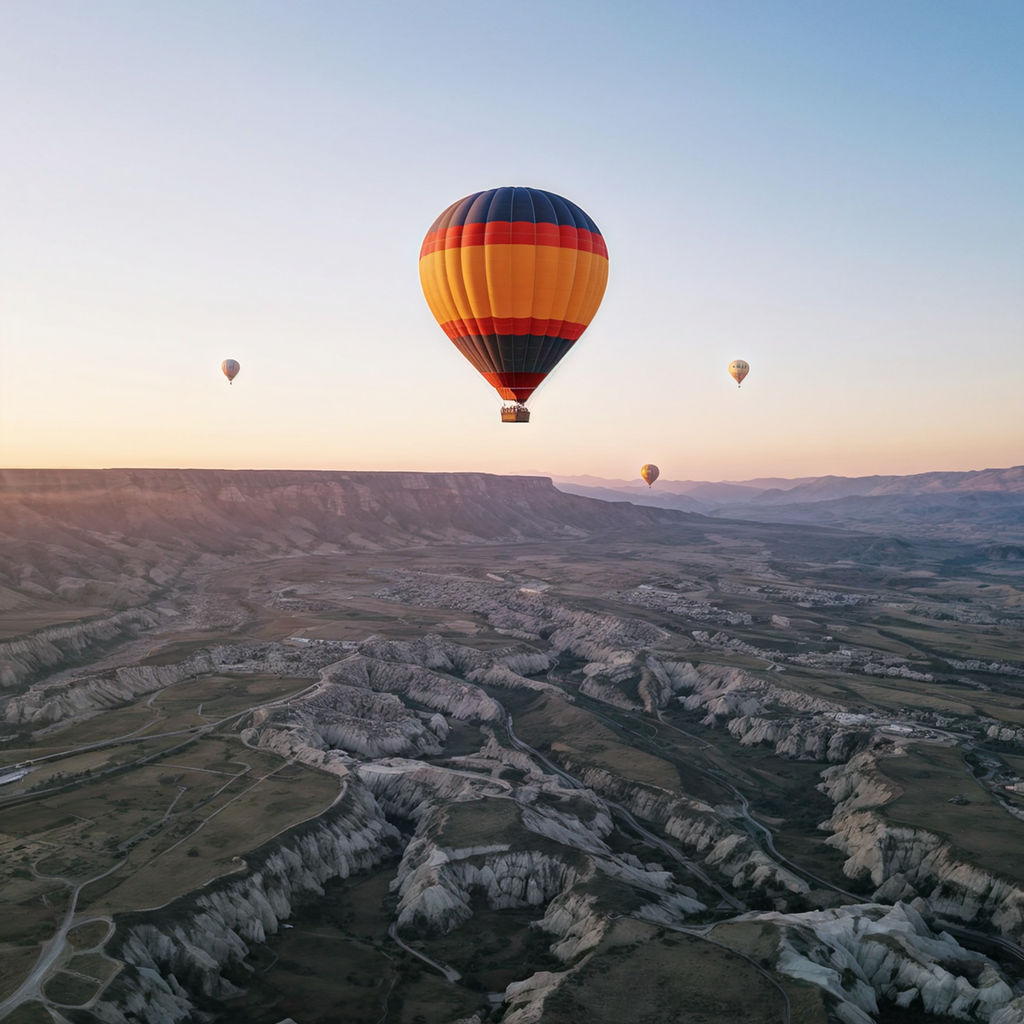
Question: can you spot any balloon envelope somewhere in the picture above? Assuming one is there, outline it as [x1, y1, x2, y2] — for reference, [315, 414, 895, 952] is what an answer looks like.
[728, 360, 749, 386]
[419, 187, 609, 407]
[221, 359, 240, 384]
[641, 464, 660, 487]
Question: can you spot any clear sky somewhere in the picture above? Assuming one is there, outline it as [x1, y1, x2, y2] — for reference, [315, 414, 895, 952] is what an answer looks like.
[2, 1, 1022, 482]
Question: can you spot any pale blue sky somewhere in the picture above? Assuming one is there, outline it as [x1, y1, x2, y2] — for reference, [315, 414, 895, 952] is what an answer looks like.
[2, 1, 1021, 480]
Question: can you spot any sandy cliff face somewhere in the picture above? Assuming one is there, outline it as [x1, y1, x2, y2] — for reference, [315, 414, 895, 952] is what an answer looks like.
[987, 724, 1024, 748]
[392, 830, 583, 936]
[4, 648, 219, 726]
[242, 681, 447, 760]
[3, 632, 527, 734]
[3, 637, 351, 728]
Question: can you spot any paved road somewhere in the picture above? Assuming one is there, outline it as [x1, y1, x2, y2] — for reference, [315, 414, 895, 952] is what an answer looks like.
[0, 857, 123, 1019]
[0, 677, 326, 1017]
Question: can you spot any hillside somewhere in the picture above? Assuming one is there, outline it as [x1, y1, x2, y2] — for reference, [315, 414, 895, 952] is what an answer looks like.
[0, 468, 694, 615]
[554, 465, 1024, 542]
[0, 468, 691, 548]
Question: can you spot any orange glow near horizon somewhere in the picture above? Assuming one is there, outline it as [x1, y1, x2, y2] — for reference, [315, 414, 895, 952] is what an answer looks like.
[2, 5, 1021, 483]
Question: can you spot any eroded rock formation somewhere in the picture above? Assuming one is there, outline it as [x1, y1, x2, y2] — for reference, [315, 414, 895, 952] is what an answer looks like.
[820, 751, 1024, 943]
[91, 781, 400, 1024]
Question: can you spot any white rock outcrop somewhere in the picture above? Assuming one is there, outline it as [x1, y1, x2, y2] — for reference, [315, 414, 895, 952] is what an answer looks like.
[670, 662, 871, 762]
[820, 751, 1024, 943]
[0, 608, 161, 691]
[760, 902, 1022, 1023]
[242, 680, 447, 760]
[90, 782, 399, 1024]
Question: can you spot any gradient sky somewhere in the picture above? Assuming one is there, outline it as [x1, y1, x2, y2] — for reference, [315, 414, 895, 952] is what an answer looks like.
[2, 1, 1022, 482]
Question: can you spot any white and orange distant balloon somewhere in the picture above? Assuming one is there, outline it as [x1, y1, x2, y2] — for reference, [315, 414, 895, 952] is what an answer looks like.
[728, 360, 749, 387]
[640, 464, 660, 488]
[221, 359, 240, 385]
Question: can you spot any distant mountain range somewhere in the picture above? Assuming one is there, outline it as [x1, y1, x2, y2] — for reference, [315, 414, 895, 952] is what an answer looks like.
[553, 465, 1024, 544]
[5, 469, 1000, 631]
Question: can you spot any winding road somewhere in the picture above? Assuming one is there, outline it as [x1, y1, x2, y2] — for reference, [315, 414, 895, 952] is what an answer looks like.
[501, 707, 744, 910]
[0, 858, 123, 1019]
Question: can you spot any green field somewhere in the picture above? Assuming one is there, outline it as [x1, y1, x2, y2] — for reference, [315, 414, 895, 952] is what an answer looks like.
[0, 726, 339, 995]
[539, 917, 824, 1024]
[514, 692, 682, 791]
[43, 971, 98, 1006]
[65, 920, 112, 950]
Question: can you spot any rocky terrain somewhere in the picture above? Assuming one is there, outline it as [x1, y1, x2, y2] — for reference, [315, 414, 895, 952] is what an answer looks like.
[1, 469, 1023, 1024]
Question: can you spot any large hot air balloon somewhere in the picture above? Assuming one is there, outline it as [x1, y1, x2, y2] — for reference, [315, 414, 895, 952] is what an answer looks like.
[728, 360, 749, 387]
[640, 464, 660, 488]
[221, 359, 240, 385]
[419, 187, 609, 422]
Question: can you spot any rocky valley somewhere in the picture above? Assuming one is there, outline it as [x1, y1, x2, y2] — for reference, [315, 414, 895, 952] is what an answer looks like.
[1, 468, 1024, 1024]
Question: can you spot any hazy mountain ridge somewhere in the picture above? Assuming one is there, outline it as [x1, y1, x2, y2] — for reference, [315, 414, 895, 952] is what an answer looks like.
[741, 465, 1024, 504]
[554, 465, 1024, 542]
[555, 465, 1024, 502]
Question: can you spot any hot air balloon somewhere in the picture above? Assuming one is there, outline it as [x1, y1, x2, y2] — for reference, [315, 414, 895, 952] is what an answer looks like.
[221, 359, 240, 385]
[728, 360, 749, 387]
[419, 187, 609, 422]
[640, 464, 660, 488]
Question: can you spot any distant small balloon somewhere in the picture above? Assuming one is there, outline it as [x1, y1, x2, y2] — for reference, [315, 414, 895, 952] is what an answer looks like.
[728, 360, 749, 387]
[221, 359, 240, 384]
[640, 464, 660, 488]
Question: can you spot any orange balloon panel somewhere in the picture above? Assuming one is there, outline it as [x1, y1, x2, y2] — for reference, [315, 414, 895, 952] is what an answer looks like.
[420, 187, 608, 405]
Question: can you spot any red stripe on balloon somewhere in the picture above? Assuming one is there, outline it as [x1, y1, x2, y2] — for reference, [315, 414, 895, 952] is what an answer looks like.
[419, 223, 607, 259]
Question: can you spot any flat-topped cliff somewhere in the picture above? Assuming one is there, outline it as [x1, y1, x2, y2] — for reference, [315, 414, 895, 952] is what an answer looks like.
[0, 467, 696, 551]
